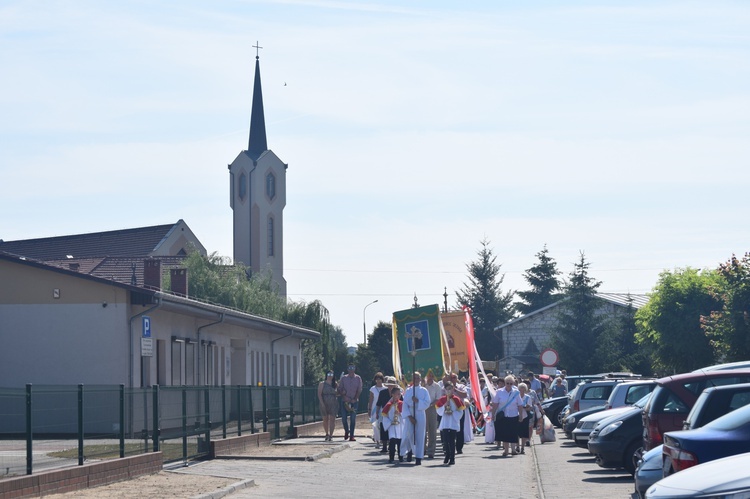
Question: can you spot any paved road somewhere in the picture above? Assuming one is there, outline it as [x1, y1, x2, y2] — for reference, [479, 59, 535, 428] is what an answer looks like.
[168, 428, 636, 499]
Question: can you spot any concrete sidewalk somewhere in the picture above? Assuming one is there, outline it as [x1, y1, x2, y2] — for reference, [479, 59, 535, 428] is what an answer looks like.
[175, 426, 637, 498]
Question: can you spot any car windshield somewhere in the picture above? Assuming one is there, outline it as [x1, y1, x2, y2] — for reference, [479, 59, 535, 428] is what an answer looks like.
[704, 402, 750, 431]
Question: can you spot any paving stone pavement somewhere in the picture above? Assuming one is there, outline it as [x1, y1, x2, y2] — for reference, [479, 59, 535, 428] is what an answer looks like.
[167, 427, 636, 499]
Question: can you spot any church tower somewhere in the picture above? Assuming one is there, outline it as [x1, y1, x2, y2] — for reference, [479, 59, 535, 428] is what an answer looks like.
[228, 48, 287, 297]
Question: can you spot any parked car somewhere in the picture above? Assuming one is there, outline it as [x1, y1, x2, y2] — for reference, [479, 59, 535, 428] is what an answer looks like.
[563, 404, 606, 439]
[662, 401, 750, 476]
[568, 379, 628, 414]
[692, 360, 750, 372]
[634, 444, 663, 499]
[635, 383, 750, 497]
[681, 382, 750, 430]
[572, 393, 651, 448]
[587, 406, 644, 474]
[540, 396, 568, 428]
[646, 452, 750, 498]
[642, 369, 750, 451]
[604, 380, 656, 410]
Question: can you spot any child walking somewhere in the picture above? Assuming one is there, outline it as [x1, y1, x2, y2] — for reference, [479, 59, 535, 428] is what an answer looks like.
[381, 386, 404, 463]
[435, 381, 465, 465]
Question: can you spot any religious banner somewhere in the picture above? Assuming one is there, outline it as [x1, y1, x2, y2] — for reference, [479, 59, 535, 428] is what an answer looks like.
[392, 304, 446, 380]
[440, 310, 470, 373]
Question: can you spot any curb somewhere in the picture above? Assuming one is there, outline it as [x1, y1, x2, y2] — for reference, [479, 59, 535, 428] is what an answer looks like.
[212, 442, 353, 462]
[191, 478, 256, 499]
[531, 438, 546, 499]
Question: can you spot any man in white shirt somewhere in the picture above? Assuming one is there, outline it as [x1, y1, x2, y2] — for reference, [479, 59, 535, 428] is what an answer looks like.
[400, 371, 431, 465]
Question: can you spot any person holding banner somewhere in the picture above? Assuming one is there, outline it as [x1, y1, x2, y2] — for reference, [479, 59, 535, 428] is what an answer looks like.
[490, 375, 524, 457]
[400, 371, 430, 465]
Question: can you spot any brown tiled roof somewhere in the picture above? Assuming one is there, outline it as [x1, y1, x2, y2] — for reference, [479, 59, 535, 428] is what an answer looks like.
[45, 256, 188, 286]
[0, 222, 182, 260]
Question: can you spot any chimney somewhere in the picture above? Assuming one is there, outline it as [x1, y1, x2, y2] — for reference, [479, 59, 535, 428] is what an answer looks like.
[170, 268, 188, 297]
[143, 259, 161, 290]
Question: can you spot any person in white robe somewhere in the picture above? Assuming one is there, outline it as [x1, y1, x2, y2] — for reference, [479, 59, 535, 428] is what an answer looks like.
[382, 386, 404, 463]
[400, 371, 431, 465]
[436, 382, 465, 465]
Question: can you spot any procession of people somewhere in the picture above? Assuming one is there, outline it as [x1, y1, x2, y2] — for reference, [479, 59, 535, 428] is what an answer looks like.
[319, 364, 552, 466]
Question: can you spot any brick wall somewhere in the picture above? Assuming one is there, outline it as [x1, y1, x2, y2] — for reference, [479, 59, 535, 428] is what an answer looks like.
[209, 432, 271, 459]
[0, 452, 163, 498]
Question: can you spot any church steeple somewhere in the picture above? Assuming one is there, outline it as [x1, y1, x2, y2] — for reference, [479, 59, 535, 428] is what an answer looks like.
[247, 44, 267, 160]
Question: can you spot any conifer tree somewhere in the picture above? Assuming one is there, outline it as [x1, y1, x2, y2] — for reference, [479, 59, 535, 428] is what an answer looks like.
[456, 238, 514, 361]
[550, 252, 605, 374]
[515, 244, 562, 315]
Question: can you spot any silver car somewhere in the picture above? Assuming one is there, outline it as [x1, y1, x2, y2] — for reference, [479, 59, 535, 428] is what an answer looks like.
[646, 452, 750, 498]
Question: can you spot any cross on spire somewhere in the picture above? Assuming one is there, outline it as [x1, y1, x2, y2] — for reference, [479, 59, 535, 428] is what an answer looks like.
[253, 41, 263, 59]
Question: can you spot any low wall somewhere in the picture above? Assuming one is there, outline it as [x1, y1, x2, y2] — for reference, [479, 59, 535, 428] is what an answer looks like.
[209, 432, 271, 459]
[0, 452, 163, 499]
[292, 414, 370, 438]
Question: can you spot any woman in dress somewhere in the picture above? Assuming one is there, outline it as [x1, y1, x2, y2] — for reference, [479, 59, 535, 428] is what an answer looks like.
[490, 374, 524, 457]
[368, 372, 388, 445]
[516, 382, 532, 453]
[318, 371, 338, 441]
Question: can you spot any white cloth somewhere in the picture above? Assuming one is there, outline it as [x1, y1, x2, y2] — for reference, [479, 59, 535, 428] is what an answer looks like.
[436, 397, 464, 431]
[382, 401, 403, 440]
[400, 385, 430, 458]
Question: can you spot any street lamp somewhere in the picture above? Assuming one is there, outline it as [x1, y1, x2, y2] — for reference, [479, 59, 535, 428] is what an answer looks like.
[363, 299, 379, 346]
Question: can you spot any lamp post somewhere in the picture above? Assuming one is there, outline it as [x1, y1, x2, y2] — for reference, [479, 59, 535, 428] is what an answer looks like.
[363, 299, 378, 346]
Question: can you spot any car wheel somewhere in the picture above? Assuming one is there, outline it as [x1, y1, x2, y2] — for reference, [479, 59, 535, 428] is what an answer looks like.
[624, 440, 641, 475]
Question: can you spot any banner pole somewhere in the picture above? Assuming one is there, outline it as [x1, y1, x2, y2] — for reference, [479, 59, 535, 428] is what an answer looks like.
[411, 351, 417, 446]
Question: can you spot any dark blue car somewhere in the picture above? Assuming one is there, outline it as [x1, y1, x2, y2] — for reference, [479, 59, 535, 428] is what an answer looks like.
[662, 401, 750, 475]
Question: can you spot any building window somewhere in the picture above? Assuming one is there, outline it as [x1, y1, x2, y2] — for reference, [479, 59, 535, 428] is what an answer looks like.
[171, 339, 183, 385]
[267, 217, 274, 256]
[239, 173, 247, 201]
[185, 342, 195, 385]
[204, 343, 215, 386]
[266, 172, 275, 200]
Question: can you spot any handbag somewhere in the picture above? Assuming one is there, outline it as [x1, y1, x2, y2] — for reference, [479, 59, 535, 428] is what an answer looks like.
[496, 391, 518, 419]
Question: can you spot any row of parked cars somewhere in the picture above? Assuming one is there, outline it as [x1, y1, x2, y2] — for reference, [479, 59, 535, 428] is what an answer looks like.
[545, 362, 750, 498]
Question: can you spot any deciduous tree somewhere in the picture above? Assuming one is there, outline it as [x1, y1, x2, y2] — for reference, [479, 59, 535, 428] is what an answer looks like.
[703, 253, 750, 362]
[635, 267, 722, 374]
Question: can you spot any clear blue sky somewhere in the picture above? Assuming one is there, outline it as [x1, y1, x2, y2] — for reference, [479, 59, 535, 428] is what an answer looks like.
[2, 1, 749, 347]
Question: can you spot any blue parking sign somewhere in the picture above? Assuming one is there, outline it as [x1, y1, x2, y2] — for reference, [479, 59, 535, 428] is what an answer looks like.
[143, 316, 151, 338]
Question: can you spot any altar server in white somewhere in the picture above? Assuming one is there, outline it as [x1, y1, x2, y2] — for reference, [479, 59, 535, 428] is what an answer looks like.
[400, 371, 431, 465]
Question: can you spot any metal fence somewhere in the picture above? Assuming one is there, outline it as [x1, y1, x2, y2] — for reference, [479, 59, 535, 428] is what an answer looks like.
[0, 384, 369, 478]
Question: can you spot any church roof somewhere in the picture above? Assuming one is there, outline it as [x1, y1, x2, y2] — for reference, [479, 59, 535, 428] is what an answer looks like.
[0, 220, 196, 260]
[247, 55, 267, 160]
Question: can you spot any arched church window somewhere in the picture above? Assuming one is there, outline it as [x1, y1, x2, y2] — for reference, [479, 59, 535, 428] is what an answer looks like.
[239, 173, 247, 201]
[267, 217, 274, 256]
[266, 172, 275, 200]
